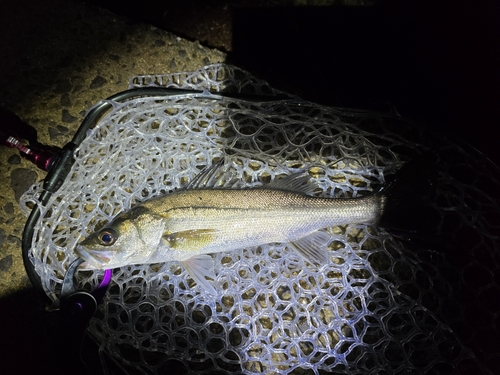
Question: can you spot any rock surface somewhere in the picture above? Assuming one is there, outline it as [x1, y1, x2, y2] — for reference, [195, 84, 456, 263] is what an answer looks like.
[0, 1, 224, 373]
[0, 0, 224, 299]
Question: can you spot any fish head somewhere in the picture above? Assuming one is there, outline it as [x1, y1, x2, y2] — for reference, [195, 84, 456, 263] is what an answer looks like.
[76, 206, 165, 269]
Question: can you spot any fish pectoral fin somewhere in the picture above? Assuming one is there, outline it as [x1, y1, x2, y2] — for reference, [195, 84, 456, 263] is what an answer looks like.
[181, 255, 217, 295]
[163, 229, 216, 250]
[288, 231, 330, 265]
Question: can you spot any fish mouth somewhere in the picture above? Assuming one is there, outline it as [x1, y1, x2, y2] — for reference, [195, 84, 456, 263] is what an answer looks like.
[75, 245, 112, 269]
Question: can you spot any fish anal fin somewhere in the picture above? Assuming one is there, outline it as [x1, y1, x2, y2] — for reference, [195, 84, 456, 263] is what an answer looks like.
[266, 173, 316, 195]
[288, 231, 330, 265]
[181, 254, 217, 295]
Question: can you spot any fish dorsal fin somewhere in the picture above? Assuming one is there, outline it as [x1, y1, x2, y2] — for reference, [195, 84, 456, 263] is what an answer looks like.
[187, 162, 239, 190]
[181, 254, 217, 295]
[187, 162, 224, 189]
[288, 231, 330, 265]
[265, 172, 316, 195]
[188, 163, 316, 194]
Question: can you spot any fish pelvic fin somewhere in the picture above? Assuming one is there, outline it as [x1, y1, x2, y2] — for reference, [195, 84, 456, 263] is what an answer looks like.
[288, 231, 330, 265]
[181, 254, 217, 295]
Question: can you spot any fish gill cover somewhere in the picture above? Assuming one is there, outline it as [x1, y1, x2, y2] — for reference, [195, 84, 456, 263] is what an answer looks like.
[20, 64, 500, 374]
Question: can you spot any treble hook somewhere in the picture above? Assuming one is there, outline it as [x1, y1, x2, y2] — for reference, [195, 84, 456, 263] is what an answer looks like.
[60, 258, 112, 325]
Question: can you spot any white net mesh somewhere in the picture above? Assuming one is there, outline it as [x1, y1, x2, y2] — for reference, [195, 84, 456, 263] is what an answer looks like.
[20, 64, 500, 374]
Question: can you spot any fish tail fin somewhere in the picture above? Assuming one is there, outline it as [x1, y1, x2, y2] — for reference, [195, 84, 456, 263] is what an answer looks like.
[377, 152, 441, 239]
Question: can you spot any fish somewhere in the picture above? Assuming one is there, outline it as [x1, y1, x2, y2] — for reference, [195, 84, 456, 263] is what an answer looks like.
[76, 158, 434, 294]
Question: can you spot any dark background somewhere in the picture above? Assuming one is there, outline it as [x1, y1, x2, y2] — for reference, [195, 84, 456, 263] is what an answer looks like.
[88, 0, 500, 166]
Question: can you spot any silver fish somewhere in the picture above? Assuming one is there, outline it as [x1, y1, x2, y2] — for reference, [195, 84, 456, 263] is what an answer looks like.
[76, 163, 389, 293]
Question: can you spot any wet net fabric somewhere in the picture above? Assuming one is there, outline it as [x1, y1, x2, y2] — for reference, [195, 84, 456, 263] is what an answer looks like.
[20, 64, 500, 374]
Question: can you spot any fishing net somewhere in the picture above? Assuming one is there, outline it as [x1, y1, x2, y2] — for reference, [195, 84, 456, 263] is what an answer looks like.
[20, 64, 500, 374]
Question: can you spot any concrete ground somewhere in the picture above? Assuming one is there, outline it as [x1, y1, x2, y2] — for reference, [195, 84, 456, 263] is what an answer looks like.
[0, 0, 498, 373]
[0, 1, 226, 373]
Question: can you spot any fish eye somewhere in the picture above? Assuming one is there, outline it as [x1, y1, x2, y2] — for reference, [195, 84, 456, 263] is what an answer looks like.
[98, 229, 117, 246]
